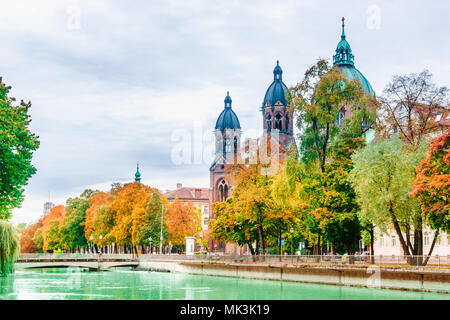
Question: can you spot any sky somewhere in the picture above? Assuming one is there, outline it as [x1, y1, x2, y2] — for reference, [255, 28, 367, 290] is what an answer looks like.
[2, 0, 449, 224]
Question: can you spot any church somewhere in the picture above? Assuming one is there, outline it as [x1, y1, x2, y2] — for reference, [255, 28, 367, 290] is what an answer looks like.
[207, 18, 375, 253]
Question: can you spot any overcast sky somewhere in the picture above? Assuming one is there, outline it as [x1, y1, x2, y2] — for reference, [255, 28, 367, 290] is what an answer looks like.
[3, 0, 449, 224]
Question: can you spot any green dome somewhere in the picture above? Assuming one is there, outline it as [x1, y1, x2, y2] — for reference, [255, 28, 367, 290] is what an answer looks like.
[135, 163, 141, 182]
[333, 18, 375, 96]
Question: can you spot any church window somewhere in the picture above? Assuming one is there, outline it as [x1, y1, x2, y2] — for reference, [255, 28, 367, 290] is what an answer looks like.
[285, 115, 289, 131]
[234, 137, 238, 154]
[275, 114, 282, 130]
[225, 138, 231, 153]
[266, 115, 272, 131]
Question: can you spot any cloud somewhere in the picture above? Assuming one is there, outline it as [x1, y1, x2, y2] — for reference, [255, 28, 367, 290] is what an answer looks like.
[3, 0, 449, 224]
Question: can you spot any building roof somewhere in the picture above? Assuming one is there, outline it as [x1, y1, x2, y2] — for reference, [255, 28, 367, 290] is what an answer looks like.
[215, 92, 241, 131]
[164, 187, 210, 201]
[333, 17, 375, 96]
[262, 60, 288, 109]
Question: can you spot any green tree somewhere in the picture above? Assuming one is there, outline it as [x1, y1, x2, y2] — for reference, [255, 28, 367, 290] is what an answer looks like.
[0, 78, 40, 220]
[289, 59, 377, 173]
[32, 227, 44, 250]
[0, 221, 19, 275]
[136, 192, 168, 249]
[350, 136, 429, 263]
[45, 220, 61, 251]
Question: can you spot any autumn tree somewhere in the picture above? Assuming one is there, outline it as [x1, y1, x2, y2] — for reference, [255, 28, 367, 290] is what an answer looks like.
[411, 132, 450, 262]
[136, 192, 168, 250]
[59, 189, 98, 252]
[210, 198, 259, 255]
[289, 59, 377, 173]
[20, 219, 43, 253]
[350, 136, 430, 263]
[84, 192, 112, 242]
[38, 205, 65, 251]
[0, 78, 40, 220]
[166, 199, 201, 247]
[377, 70, 449, 149]
[109, 182, 159, 252]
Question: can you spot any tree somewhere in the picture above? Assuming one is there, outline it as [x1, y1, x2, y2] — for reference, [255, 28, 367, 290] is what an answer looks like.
[40, 205, 65, 251]
[0, 221, 19, 275]
[350, 136, 430, 263]
[377, 70, 449, 149]
[289, 59, 377, 172]
[136, 192, 168, 250]
[411, 132, 450, 261]
[59, 190, 97, 251]
[210, 198, 259, 255]
[166, 199, 201, 247]
[20, 219, 43, 253]
[109, 183, 158, 251]
[0, 78, 40, 220]
[84, 192, 112, 243]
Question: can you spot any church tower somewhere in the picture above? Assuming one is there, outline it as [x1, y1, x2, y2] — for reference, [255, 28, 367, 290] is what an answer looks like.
[261, 60, 295, 150]
[332, 17, 375, 131]
[135, 162, 141, 183]
[209, 92, 241, 204]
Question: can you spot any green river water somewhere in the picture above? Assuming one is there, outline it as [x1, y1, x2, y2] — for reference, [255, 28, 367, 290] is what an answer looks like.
[0, 268, 448, 300]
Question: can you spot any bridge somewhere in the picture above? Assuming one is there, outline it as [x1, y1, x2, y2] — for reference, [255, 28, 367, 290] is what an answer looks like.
[15, 254, 139, 271]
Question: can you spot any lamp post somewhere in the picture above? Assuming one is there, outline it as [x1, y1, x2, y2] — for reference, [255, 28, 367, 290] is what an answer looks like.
[290, 228, 294, 255]
[149, 237, 152, 254]
[90, 235, 93, 254]
[160, 204, 165, 254]
[99, 235, 103, 254]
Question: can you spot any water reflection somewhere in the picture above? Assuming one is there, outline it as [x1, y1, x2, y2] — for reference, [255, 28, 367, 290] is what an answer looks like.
[0, 268, 447, 300]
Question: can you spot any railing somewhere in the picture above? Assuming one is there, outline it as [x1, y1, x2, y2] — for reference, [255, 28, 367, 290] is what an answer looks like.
[17, 253, 450, 269]
[138, 254, 450, 269]
[17, 253, 138, 262]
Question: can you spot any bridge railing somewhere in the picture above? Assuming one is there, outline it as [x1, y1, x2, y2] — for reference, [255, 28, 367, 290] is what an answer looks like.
[137, 254, 450, 269]
[17, 253, 138, 262]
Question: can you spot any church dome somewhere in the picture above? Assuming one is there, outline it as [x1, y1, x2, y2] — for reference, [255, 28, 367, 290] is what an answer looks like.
[336, 65, 375, 96]
[215, 92, 241, 131]
[262, 60, 288, 109]
[333, 18, 375, 96]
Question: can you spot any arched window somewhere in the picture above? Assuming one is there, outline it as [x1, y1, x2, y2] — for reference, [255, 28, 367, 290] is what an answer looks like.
[225, 138, 231, 153]
[266, 115, 272, 131]
[275, 114, 282, 130]
[233, 137, 238, 154]
[218, 180, 228, 202]
[337, 111, 344, 125]
[285, 115, 289, 131]
[218, 184, 223, 202]
[224, 184, 228, 200]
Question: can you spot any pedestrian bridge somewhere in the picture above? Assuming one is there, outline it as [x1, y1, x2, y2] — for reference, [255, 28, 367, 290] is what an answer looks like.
[15, 254, 139, 271]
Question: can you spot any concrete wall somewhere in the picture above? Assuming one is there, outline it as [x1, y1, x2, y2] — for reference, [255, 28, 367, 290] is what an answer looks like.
[138, 260, 450, 294]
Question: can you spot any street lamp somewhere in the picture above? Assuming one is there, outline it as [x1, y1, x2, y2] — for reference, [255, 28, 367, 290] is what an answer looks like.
[149, 237, 152, 254]
[90, 235, 93, 254]
[160, 204, 165, 255]
[99, 235, 103, 254]
[290, 228, 294, 255]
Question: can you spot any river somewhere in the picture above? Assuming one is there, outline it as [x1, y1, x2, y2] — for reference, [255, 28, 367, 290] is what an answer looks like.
[0, 268, 448, 300]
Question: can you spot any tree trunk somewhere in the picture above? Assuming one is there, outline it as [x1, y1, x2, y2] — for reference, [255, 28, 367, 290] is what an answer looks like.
[258, 225, 265, 256]
[422, 232, 439, 266]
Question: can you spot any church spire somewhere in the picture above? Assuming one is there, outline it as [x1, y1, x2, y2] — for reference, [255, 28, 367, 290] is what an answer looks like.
[135, 162, 141, 182]
[333, 17, 354, 66]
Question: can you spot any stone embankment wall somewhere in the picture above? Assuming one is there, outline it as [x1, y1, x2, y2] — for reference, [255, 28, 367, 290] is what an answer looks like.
[137, 260, 450, 293]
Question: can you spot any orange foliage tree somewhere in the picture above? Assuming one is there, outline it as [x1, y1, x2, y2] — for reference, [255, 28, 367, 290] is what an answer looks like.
[109, 182, 161, 248]
[411, 132, 450, 237]
[38, 205, 65, 251]
[84, 192, 113, 245]
[20, 219, 43, 252]
[166, 199, 201, 246]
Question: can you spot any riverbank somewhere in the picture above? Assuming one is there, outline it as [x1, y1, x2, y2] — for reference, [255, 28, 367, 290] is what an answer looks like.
[137, 259, 450, 294]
